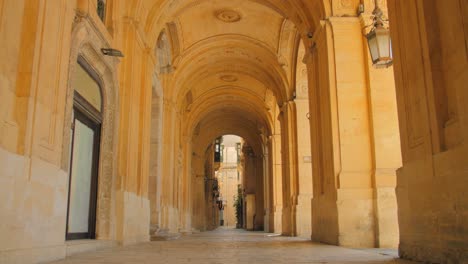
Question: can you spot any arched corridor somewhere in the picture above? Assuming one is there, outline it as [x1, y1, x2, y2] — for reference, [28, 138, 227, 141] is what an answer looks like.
[0, 0, 467, 263]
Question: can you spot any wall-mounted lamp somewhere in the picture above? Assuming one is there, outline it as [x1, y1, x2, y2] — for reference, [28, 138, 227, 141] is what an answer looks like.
[101, 48, 124, 57]
[366, 0, 392, 68]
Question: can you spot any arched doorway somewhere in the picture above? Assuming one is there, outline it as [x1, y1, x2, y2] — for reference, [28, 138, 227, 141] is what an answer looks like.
[66, 59, 103, 240]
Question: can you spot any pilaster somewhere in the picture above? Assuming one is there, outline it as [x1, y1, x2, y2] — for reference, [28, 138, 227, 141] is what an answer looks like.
[328, 16, 376, 247]
[271, 132, 283, 234]
[358, 13, 401, 248]
[294, 97, 313, 238]
[307, 16, 397, 247]
[159, 97, 179, 232]
[279, 101, 298, 236]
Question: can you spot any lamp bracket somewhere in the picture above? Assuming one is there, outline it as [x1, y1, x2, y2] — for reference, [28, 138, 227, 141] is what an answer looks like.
[101, 48, 124, 57]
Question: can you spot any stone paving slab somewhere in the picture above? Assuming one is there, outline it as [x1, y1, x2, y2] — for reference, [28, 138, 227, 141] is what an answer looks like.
[49, 228, 419, 264]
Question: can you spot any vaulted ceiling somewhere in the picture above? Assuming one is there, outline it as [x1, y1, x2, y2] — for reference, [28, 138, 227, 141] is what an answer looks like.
[135, 0, 326, 146]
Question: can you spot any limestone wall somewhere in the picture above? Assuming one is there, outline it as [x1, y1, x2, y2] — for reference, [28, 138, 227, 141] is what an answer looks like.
[0, 1, 76, 262]
[294, 42, 313, 238]
[0, 1, 153, 262]
[388, 0, 468, 262]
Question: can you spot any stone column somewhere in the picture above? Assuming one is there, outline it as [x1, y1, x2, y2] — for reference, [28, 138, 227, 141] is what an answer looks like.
[271, 131, 283, 234]
[242, 145, 257, 229]
[254, 152, 264, 230]
[262, 136, 274, 232]
[307, 21, 339, 246]
[294, 99, 313, 238]
[190, 143, 206, 232]
[330, 17, 376, 247]
[307, 16, 400, 247]
[245, 194, 256, 231]
[115, 16, 152, 244]
[360, 13, 401, 248]
[160, 97, 178, 233]
[149, 76, 163, 235]
[179, 135, 193, 234]
[204, 145, 219, 231]
[280, 101, 299, 236]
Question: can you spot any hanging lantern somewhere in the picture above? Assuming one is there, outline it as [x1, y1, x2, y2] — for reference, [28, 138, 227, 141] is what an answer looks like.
[366, 0, 393, 68]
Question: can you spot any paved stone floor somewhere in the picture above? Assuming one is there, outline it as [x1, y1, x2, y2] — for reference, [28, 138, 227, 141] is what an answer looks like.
[50, 228, 418, 264]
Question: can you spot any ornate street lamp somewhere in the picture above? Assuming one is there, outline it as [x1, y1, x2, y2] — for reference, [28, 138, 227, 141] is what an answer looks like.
[366, 0, 393, 68]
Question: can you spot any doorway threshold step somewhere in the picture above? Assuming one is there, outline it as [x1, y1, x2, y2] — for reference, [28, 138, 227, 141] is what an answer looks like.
[66, 239, 116, 257]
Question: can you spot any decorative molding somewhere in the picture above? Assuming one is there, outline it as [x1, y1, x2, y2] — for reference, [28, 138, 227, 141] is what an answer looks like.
[215, 9, 242, 23]
[220, 75, 238, 82]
